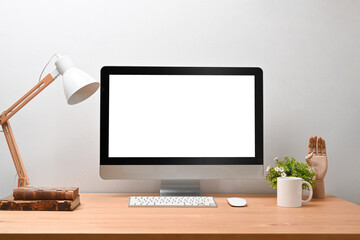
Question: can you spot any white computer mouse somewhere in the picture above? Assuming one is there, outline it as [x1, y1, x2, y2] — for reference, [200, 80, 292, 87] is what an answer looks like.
[227, 197, 247, 207]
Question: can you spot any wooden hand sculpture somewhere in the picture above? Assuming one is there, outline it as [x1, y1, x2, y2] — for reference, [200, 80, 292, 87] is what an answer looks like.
[305, 136, 328, 198]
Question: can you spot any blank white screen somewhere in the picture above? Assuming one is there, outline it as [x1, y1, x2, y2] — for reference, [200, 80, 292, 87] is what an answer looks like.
[108, 75, 255, 157]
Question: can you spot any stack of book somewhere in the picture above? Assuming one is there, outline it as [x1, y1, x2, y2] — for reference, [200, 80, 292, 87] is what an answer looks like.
[0, 186, 80, 211]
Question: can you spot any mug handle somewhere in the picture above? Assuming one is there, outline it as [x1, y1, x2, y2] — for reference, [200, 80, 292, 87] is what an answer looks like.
[302, 181, 313, 203]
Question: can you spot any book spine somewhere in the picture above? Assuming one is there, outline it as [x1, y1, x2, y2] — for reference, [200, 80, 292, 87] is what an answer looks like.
[13, 190, 78, 200]
[0, 198, 80, 211]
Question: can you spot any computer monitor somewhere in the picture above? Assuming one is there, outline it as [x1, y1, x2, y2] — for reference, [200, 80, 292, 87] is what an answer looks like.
[100, 67, 263, 195]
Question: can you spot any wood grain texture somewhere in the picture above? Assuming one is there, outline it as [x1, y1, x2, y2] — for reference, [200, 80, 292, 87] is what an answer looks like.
[0, 193, 359, 240]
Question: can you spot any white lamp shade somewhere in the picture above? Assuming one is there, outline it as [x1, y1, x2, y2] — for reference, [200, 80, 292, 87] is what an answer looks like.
[55, 56, 99, 105]
[63, 68, 99, 105]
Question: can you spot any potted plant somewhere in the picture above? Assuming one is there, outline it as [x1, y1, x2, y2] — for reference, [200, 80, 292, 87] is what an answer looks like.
[266, 156, 316, 190]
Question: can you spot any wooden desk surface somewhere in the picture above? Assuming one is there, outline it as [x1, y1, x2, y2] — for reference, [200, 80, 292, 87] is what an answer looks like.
[0, 193, 359, 240]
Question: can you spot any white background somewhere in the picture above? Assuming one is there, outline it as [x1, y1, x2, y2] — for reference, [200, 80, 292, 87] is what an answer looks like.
[0, 0, 359, 204]
[109, 75, 255, 157]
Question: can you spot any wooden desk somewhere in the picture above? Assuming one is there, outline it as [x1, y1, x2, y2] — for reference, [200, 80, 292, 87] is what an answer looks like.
[0, 193, 359, 240]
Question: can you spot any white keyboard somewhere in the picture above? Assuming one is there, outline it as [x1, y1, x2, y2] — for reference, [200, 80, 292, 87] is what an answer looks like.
[129, 196, 217, 207]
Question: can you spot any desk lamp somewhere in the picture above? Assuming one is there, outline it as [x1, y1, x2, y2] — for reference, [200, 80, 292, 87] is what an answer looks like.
[0, 55, 99, 187]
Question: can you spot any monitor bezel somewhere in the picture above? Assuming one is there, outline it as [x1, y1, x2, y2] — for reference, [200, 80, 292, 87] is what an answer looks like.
[100, 67, 263, 165]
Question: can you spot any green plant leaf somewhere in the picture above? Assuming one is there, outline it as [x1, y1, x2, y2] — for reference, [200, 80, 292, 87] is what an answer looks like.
[265, 156, 316, 189]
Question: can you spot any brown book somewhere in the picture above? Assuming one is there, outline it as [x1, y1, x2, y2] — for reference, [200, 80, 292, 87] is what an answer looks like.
[0, 195, 80, 211]
[13, 186, 79, 200]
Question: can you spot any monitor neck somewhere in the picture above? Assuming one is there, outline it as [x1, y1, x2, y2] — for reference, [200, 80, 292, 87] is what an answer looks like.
[160, 180, 201, 196]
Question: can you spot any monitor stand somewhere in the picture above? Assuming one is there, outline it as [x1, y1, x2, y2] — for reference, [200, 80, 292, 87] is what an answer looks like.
[160, 180, 201, 196]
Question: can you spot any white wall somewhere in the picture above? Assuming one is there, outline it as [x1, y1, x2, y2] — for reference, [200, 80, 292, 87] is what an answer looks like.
[0, 0, 359, 204]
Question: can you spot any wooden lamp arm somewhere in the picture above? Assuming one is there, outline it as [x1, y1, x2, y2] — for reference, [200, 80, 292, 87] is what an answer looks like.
[1, 72, 58, 124]
[0, 71, 59, 187]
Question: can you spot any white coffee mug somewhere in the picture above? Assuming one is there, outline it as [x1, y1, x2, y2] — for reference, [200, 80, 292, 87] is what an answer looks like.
[277, 177, 313, 207]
